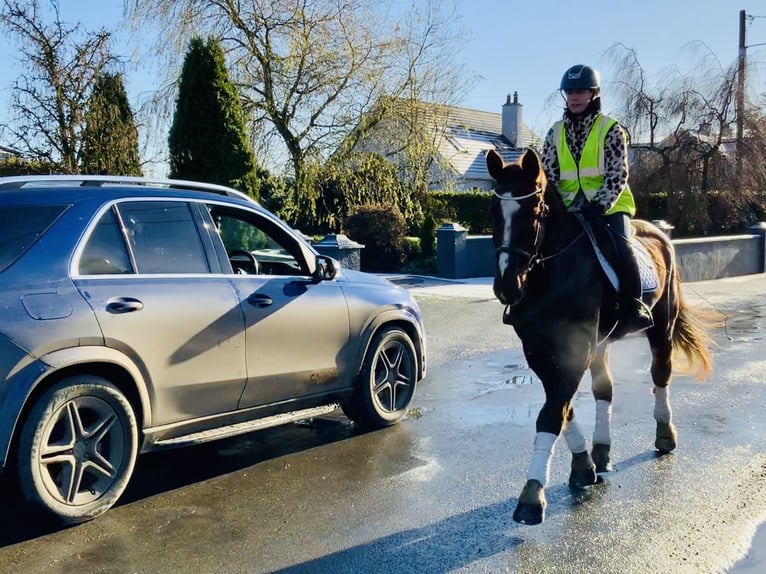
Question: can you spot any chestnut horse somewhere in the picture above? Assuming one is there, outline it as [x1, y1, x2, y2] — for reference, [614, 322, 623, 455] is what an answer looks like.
[486, 148, 712, 525]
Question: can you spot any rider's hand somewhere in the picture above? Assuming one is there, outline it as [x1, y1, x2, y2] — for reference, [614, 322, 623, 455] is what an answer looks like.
[580, 202, 605, 219]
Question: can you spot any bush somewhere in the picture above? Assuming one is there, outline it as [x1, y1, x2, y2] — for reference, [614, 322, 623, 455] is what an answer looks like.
[427, 190, 492, 233]
[344, 204, 407, 272]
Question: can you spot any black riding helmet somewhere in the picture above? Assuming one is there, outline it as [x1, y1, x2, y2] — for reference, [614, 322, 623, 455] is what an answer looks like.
[560, 64, 600, 91]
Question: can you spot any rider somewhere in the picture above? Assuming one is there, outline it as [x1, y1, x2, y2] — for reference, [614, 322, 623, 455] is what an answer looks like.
[540, 64, 653, 337]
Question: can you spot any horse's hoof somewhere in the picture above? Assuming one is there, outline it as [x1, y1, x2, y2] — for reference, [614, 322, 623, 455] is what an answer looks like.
[513, 479, 546, 525]
[569, 451, 598, 489]
[592, 443, 612, 472]
[655, 421, 677, 453]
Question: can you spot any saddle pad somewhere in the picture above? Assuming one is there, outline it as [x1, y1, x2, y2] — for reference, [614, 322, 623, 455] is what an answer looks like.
[633, 239, 660, 293]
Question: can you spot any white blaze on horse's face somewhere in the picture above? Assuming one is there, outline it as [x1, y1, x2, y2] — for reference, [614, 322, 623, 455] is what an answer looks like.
[497, 198, 521, 278]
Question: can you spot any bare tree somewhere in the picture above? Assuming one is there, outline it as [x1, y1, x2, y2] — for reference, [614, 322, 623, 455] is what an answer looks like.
[605, 43, 757, 234]
[124, 0, 468, 219]
[0, 0, 118, 172]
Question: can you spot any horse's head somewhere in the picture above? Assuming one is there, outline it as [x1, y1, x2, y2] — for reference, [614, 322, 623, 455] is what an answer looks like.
[486, 148, 548, 306]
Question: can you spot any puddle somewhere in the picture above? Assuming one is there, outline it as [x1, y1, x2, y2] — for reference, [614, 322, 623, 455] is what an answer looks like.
[718, 304, 765, 342]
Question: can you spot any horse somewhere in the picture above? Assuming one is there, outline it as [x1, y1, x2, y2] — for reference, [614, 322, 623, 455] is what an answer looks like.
[485, 148, 713, 525]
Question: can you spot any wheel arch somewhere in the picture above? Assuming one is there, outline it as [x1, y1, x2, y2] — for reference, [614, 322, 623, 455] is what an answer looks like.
[356, 315, 426, 382]
[3, 350, 150, 473]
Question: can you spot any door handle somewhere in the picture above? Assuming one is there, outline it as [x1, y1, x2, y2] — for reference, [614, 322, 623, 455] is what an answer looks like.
[106, 297, 144, 314]
[246, 294, 273, 307]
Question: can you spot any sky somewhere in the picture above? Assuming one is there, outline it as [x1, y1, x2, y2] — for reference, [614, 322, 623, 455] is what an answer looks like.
[2, 0, 766, 174]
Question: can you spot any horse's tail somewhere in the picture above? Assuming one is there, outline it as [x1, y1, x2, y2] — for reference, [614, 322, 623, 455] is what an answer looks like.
[671, 273, 714, 381]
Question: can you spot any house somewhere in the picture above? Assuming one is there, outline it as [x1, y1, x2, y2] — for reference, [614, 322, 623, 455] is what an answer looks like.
[352, 93, 542, 192]
[0, 145, 21, 161]
[435, 92, 542, 191]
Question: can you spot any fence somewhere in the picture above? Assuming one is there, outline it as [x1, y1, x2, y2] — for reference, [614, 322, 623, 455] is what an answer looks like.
[436, 221, 766, 282]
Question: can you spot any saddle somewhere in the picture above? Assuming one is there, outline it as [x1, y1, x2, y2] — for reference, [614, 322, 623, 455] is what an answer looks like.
[575, 214, 659, 294]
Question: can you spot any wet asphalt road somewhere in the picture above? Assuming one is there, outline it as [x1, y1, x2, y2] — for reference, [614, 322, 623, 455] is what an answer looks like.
[0, 275, 765, 574]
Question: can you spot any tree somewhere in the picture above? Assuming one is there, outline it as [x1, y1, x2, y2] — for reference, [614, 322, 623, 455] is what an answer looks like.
[81, 73, 142, 176]
[168, 36, 260, 197]
[126, 0, 467, 223]
[0, 0, 117, 172]
[605, 43, 766, 235]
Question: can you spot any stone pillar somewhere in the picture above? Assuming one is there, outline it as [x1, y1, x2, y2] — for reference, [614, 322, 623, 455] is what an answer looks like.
[748, 222, 766, 273]
[652, 219, 675, 239]
[313, 234, 364, 271]
[437, 222, 467, 279]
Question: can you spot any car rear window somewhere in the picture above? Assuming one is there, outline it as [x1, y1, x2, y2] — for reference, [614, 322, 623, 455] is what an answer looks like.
[0, 205, 69, 272]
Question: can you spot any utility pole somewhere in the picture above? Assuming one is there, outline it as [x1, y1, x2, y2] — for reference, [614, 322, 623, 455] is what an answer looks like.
[737, 9, 746, 176]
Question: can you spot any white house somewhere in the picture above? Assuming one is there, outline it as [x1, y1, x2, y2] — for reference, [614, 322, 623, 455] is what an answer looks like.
[435, 92, 541, 190]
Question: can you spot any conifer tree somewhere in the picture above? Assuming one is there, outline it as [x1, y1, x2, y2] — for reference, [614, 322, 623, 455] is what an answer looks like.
[81, 73, 142, 175]
[168, 36, 259, 197]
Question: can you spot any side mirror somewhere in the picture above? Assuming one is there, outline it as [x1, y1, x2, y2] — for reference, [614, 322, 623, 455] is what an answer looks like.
[313, 255, 339, 281]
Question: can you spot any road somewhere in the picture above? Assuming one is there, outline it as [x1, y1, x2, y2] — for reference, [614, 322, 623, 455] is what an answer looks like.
[0, 274, 764, 574]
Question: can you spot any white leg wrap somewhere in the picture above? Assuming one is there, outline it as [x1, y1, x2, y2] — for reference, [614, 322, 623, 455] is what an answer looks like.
[593, 399, 612, 445]
[562, 418, 587, 453]
[527, 432, 558, 486]
[653, 386, 672, 423]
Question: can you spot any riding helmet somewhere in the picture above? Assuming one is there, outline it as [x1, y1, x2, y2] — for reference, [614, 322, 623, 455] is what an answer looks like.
[560, 65, 600, 91]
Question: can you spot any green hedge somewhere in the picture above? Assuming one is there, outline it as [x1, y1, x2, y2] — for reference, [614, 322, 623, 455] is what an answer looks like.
[428, 189, 493, 233]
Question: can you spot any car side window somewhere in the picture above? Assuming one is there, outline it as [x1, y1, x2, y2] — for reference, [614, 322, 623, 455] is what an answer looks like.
[79, 207, 133, 275]
[118, 201, 210, 274]
[208, 206, 306, 276]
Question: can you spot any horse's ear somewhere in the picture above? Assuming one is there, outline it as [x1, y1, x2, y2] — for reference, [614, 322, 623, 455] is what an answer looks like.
[486, 149, 504, 180]
[520, 148, 542, 179]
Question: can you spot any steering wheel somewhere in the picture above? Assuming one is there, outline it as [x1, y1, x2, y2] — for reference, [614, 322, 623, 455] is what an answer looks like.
[228, 249, 260, 275]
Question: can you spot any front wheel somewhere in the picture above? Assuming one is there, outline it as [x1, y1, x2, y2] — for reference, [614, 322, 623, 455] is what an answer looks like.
[17, 375, 139, 524]
[342, 327, 418, 428]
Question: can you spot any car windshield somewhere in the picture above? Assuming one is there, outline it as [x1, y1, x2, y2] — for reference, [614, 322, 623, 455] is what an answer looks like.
[0, 205, 69, 272]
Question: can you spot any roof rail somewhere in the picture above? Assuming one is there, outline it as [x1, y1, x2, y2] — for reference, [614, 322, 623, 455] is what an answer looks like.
[0, 174, 257, 203]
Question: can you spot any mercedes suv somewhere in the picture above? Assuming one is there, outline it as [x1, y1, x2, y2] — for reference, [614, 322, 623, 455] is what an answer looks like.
[0, 175, 426, 524]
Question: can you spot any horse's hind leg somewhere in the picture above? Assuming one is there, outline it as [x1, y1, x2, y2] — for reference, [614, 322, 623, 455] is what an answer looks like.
[589, 344, 613, 472]
[647, 327, 677, 453]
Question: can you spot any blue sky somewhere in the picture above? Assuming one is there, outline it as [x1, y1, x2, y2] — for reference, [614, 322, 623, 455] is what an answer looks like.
[2, 0, 766, 169]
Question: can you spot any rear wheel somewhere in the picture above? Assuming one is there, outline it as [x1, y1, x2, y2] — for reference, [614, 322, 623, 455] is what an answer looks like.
[342, 327, 418, 428]
[17, 375, 138, 524]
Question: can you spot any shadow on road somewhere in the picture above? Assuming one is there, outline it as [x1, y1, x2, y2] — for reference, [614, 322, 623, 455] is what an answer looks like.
[0, 414, 364, 547]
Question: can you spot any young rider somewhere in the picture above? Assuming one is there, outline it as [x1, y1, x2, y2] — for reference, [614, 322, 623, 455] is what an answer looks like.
[540, 64, 653, 337]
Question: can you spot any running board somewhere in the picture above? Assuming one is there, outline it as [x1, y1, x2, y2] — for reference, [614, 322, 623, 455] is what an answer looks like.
[152, 404, 340, 449]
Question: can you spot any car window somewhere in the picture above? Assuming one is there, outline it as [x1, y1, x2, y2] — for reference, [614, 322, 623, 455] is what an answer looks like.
[0, 205, 69, 272]
[79, 207, 133, 275]
[208, 205, 306, 275]
[118, 201, 210, 274]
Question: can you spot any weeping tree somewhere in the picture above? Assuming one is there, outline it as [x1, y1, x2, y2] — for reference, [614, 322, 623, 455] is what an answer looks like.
[606, 42, 766, 235]
[168, 36, 260, 197]
[0, 0, 117, 173]
[81, 72, 142, 175]
[126, 0, 468, 225]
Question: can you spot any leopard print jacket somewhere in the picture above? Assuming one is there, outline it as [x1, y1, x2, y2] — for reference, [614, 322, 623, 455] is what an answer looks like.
[540, 110, 629, 213]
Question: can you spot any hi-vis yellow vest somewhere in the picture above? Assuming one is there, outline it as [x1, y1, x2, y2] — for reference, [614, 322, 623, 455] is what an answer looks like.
[553, 114, 636, 216]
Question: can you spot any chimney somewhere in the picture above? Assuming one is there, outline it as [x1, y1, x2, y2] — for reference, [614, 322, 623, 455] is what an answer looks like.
[502, 91, 523, 147]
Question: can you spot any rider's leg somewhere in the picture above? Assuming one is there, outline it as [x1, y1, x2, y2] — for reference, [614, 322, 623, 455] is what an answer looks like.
[604, 212, 653, 333]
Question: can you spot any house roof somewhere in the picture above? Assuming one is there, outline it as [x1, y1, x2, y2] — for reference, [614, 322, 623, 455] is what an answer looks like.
[434, 102, 542, 188]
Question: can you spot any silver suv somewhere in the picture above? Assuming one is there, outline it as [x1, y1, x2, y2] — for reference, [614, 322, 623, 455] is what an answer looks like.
[0, 175, 426, 524]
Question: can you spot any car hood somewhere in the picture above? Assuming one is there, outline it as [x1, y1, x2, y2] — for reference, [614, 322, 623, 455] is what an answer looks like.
[336, 268, 398, 288]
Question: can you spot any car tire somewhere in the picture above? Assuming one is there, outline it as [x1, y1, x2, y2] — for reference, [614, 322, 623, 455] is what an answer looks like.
[17, 375, 138, 524]
[342, 327, 418, 428]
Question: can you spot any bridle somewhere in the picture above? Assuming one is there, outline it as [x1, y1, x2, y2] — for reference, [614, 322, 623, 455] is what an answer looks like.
[493, 186, 584, 271]
[493, 186, 548, 271]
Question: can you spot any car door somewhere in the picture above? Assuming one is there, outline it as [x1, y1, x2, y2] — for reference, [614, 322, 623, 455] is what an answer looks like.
[73, 200, 247, 427]
[205, 204, 352, 409]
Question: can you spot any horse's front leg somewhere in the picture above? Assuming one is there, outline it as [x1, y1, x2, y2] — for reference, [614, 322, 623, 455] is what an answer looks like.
[514, 376, 592, 525]
[589, 343, 614, 472]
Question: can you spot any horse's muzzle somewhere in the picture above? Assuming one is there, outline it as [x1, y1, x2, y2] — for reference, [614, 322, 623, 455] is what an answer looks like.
[493, 274, 524, 306]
